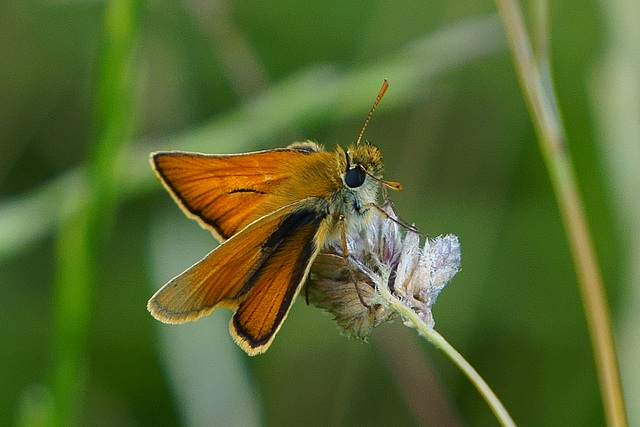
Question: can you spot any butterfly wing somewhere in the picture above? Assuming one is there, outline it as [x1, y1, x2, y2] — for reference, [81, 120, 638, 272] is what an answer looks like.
[230, 205, 327, 354]
[148, 199, 328, 355]
[151, 147, 325, 241]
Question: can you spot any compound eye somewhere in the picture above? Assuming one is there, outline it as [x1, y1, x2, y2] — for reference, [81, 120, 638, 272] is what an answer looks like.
[345, 166, 366, 188]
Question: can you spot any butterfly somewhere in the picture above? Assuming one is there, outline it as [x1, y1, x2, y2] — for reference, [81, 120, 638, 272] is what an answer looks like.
[148, 80, 401, 355]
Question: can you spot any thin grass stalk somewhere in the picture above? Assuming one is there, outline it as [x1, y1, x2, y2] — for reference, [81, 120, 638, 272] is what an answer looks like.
[494, 1, 627, 425]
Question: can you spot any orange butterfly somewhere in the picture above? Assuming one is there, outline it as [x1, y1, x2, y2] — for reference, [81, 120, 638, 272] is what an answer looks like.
[148, 80, 400, 355]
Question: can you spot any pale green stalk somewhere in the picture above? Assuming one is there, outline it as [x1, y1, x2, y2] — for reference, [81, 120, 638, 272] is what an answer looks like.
[494, 0, 627, 425]
[0, 14, 506, 263]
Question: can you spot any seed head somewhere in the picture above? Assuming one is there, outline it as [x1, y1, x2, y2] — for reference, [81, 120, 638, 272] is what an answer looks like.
[307, 203, 461, 338]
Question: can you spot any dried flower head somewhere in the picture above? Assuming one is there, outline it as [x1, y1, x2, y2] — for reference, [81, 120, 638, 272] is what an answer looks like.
[307, 203, 461, 338]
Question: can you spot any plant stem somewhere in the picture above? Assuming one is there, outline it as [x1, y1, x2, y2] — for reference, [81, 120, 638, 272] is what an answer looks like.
[494, 0, 627, 425]
[50, 1, 137, 425]
[0, 14, 507, 263]
[377, 281, 516, 427]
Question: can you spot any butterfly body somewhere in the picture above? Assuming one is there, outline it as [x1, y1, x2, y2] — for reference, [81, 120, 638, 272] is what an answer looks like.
[149, 140, 387, 354]
[148, 79, 395, 355]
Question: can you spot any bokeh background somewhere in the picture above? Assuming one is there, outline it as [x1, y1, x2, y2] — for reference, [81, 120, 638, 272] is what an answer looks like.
[1, 0, 638, 426]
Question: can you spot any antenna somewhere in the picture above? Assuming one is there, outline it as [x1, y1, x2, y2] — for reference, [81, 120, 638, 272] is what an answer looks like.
[355, 79, 389, 145]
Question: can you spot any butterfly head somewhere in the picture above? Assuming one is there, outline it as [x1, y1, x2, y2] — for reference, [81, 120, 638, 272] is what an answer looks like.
[344, 142, 384, 188]
[326, 142, 384, 223]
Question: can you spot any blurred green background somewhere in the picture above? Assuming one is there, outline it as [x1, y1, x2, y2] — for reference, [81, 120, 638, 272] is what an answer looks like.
[1, 0, 638, 426]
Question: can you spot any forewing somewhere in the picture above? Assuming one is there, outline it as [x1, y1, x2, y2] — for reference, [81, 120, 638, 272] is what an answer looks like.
[147, 200, 320, 324]
[230, 207, 326, 355]
[151, 149, 314, 240]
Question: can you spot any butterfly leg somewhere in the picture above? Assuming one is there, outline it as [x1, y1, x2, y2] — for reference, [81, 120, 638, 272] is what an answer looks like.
[338, 214, 372, 309]
[363, 201, 425, 236]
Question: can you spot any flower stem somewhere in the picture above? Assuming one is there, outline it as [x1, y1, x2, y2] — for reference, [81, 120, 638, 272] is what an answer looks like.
[377, 282, 516, 427]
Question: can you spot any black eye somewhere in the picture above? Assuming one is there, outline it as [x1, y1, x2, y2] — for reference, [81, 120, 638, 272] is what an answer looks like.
[345, 166, 366, 188]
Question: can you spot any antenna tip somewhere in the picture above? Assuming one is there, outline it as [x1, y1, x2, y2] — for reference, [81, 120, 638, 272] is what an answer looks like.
[385, 180, 402, 191]
[356, 79, 390, 145]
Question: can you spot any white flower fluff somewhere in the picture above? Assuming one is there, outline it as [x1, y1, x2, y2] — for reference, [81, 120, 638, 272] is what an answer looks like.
[307, 203, 461, 337]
